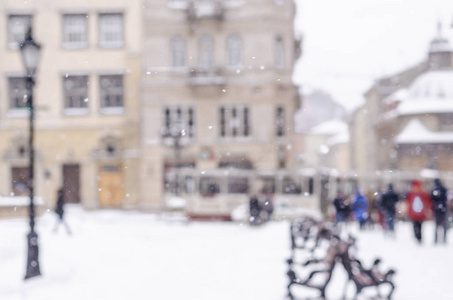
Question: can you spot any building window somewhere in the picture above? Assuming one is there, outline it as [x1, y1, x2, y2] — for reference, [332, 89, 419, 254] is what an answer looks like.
[63, 14, 88, 48]
[99, 13, 124, 48]
[278, 145, 287, 168]
[8, 15, 32, 49]
[282, 176, 301, 194]
[8, 77, 29, 109]
[308, 177, 314, 195]
[63, 75, 89, 109]
[199, 35, 214, 69]
[219, 105, 250, 138]
[276, 105, 285, 136]
[439, 113, 453, 130]
[162, 106, 195, 139]
[171, 36, 186, 68]
[227, 34, 242, 68]
[275, 36, 285, 69]
[100, 75, 123, 108]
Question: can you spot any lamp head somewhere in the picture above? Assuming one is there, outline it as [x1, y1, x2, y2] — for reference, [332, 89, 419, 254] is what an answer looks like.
[20, 27, 42, 77]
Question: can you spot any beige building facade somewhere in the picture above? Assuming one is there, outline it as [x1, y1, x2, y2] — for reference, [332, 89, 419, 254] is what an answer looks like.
[0, 0, 143, 211]
[141, 0, 301, 217]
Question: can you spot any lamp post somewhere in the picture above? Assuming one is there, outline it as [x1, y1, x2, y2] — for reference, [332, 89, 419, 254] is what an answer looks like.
[20, 27, 42, 280]
[164, 120, 184, 196]
[170, 121, 183, 196]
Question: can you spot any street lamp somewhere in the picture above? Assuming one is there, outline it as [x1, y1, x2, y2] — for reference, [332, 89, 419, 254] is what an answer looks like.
[163, 119, 184, 196]
[169, 121, 183, 196]
[20, 27, 42, 280]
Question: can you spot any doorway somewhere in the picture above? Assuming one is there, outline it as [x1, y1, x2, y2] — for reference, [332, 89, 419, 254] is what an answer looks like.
[99, 164, 123, 207]
[62, 164, 81, 203]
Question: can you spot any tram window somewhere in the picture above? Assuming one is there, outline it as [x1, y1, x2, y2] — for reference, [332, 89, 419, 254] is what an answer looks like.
[199, 177, 220, 197]
[227, 177, 249, 194]
[282, 177, 301, 194]
[260, 176, 276, 194]
[184, 176, 195, 194]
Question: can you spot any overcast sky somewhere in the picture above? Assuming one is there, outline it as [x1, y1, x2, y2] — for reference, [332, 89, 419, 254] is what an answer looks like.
[293, 0, 453, 111]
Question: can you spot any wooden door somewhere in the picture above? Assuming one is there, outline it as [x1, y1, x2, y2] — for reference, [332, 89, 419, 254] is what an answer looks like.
[63, 164, 80, 203]
[99, 165, 123, 207]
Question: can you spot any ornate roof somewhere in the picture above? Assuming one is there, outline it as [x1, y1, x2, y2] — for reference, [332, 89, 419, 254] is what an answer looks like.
[397, 70, 453, 115]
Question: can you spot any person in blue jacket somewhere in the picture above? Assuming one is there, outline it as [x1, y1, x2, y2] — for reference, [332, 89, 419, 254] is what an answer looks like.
[352, 187, 369, 230]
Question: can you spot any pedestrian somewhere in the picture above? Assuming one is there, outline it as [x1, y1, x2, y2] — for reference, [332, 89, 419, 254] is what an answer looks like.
[430, 178, 448, 244]
[249, 193, 261, 226]
[352, 187, 369, 230]
[333, 191, 347, 226]
[405, 180, 431, 244]
[261, 190, 274, 222]
[380, 183, 400, 235]
[365, 189, 377, 228]
[54, 187, 72, 234]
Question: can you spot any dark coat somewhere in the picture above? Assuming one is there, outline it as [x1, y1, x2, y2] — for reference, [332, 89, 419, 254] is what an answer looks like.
[249, 196, 260, 217]
[431, 179, 448, 214]
[55, 190, 65, 218]
[334, 197, 347, 213]
[380, 184, 399, 213]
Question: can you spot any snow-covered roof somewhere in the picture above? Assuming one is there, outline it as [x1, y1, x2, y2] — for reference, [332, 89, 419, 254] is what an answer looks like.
[309, 120, 347, 136]
[395, 118, 453, 144]
[396, 70, 453, 115]
[409, 70, 453, 99]
[398, 99, 453, 115]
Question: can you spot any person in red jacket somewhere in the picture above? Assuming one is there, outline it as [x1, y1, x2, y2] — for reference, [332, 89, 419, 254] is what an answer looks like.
[406, 180, 432, 244]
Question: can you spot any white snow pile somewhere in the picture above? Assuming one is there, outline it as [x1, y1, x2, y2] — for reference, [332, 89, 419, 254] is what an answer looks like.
[1, 206, 453, 300]
[0, 197, 44, 207]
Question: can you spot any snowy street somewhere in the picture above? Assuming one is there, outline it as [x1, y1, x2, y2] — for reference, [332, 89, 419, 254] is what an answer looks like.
[1, 207, 453, 300]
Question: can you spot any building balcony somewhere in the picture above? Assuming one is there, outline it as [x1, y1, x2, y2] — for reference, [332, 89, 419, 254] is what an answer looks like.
[188, 68, 226, 86]
[186, 1, 225, 22]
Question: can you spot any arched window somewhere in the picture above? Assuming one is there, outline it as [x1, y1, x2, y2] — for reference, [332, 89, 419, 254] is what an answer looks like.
[171, 36, 186, 67]
[227, 34, 242, 67]
[199, 35, 214, 69]
[275, 35, 285, 69]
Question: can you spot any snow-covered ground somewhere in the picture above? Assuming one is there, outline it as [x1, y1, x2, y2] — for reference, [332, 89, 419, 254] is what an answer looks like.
[1, 206, 452, 300]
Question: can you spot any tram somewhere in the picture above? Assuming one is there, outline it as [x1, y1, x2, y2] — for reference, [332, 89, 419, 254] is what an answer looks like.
[163, 167, 320, 220]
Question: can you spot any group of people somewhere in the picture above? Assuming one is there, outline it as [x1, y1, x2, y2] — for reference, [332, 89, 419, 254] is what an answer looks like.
[249, 191, 274, 225]
[333, 187, 369, 230]
[333, 178, 450, 244]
